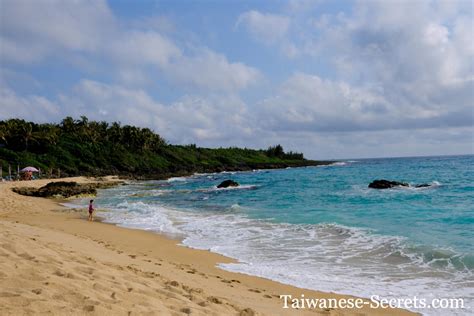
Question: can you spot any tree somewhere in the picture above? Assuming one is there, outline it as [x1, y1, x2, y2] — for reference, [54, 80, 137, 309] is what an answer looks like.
[21, 122, 37, 152]
[266, 144, 285, 158]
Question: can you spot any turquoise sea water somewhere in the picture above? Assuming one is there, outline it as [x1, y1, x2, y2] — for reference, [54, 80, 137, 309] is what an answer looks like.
[69, 155, 473, 315]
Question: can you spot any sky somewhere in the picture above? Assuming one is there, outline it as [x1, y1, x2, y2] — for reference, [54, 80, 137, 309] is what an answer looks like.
[0, 0, 473, 159]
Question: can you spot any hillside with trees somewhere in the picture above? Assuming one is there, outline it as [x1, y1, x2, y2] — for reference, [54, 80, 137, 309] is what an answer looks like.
[0, 117, 331, 179]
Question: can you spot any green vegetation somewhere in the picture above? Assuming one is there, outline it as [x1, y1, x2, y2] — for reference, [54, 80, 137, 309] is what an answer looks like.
[0, 117, 330, 179]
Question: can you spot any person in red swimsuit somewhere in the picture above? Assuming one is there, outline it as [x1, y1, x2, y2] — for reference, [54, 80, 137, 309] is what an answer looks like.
[88, 199, 95, 222]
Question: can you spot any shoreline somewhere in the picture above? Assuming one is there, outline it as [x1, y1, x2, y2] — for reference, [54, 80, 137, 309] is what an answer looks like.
[0, 177, 416, 315]
[109, 160, 336, 181]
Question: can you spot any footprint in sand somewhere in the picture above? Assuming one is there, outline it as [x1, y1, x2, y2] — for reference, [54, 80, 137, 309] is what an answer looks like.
[83, 305, 95, 312]
[248, 289, 261, 293]
[18, 252, 35, 261]
[166, 280, 180, 287]
[207, 296, 222, 304]
[239, 308, 256, 316]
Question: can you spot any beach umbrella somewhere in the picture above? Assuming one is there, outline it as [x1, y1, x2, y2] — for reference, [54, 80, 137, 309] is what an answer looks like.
[21, 166, 39, 172]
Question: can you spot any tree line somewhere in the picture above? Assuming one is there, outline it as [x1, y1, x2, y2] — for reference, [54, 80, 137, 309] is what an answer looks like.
[0, 117, 316, 178]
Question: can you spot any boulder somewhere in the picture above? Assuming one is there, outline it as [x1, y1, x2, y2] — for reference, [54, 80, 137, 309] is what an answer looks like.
[12, 181, 123, 198]
[368, 179, 409, 189]
[37, 181, 96, 197]
[217, 180, 239, 188]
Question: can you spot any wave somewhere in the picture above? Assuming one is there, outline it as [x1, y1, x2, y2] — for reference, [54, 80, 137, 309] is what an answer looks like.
[129, 189, 172, 197]
[70, 171, 473, 316]
[193, 184, 258, 192]
[320, 161, 358, 167]
[329, 162, 347, 166]
[220, 171, 237, 175]
[389, 181, 442, 191]
[167, 176, 189, 182]
[105, 201, 182, 235]
[408, 180, 442, 190]
[210, 184, 258, 191]
[69, 196, 473, 315]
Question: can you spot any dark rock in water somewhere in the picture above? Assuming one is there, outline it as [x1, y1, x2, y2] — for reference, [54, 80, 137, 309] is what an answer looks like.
[217, 180, 239, 188]
[415, 183, 431, 188]
[368, 179, 409, 189]
[12, 181, 123, 198]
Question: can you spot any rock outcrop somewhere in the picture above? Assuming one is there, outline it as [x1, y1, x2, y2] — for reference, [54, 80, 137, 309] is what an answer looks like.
[12, 181, 122, 198]
[414, 183, 431, 188]
[217, 180, 239, 189]
[368, 179, 409, 189]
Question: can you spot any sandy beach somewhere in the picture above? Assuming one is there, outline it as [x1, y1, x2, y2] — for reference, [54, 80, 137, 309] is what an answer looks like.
[0, 177, 416, 315]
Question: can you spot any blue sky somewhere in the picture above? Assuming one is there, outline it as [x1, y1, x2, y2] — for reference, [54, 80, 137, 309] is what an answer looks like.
[1, 0, 473, 159]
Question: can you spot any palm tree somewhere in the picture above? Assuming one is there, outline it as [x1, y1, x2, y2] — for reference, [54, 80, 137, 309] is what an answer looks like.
[21, 123, 38, 152]
[61, 117, 76, 132]
[37, 124, 60, 146]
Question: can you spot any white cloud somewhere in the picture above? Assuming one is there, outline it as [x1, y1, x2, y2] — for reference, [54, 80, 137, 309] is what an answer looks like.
[259, 73, 392, 132]
[260, 70, 472, 133]
[0, 0, 115, 63]
[240, 1, 473, 134]
[1, 0, 472, 159]
[0, 86, 60, 122]
[236, 10, 290, 44]
[166, 49, 262, 92]
[0, 0, 261, 93]
[110, 31, 181, 68]
[52, 80, 255, 144]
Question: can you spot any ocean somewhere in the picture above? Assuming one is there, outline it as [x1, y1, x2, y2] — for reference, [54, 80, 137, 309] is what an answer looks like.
[67, 155, 473, 315]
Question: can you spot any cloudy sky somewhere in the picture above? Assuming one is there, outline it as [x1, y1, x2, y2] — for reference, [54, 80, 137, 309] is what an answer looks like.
[1, 0, 473, 159]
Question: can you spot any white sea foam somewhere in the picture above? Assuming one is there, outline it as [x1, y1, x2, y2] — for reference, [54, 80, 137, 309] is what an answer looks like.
[102, 201, 182, 235]
[325, 161, 360, 167]
[318, 161, 348, 167]
[213, 184, 258, 191]
[220, 171, 237, 174]
[65, 193, 473, 315]
[197, 184, 258, 192]
[176, 214, 473, 315]
[167, 176, 189, 182]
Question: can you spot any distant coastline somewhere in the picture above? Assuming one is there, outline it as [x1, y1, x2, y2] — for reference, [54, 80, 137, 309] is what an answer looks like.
[0, 117, 333, 180]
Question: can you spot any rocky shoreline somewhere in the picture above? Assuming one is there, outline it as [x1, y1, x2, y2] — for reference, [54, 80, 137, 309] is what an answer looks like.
[117, 160, 335, 180]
